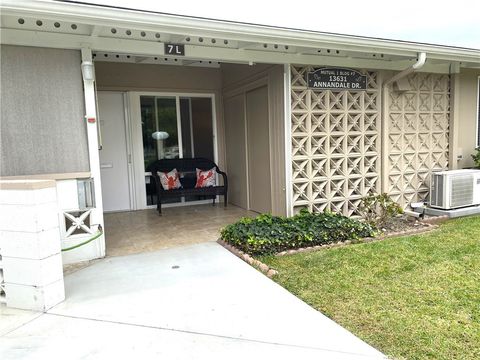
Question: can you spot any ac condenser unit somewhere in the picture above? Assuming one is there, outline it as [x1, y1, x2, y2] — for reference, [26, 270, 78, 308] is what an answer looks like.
[430, 169, 480, 210]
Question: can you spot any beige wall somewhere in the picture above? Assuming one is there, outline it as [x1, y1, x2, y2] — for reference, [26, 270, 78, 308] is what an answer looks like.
[94, 62, 226, 169]
[223, 95, 248, 209]
[95, 62, 222, 92]
[456, 69, 480, 169]
[222, 63, 286, 215]
[246, 85, 272, 213]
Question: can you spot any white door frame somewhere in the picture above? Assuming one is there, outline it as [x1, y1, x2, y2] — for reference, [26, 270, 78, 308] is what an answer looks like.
[123, 92, 136, 210]
[128, 91, 218, 210]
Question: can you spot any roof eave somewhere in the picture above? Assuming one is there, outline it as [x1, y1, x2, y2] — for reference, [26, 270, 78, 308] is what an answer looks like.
[1, 0, 480, 66]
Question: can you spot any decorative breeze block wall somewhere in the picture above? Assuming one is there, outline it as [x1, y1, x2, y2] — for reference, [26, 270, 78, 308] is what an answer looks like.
[291, 66, 381, 216]
[386, 73, 450, 206]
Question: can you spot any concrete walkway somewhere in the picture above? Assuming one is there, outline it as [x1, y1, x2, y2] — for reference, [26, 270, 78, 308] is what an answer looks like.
[1, 242, 385, 359]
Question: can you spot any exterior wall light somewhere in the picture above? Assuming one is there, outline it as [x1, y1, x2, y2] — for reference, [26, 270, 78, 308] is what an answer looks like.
[81, 61, 95, 81]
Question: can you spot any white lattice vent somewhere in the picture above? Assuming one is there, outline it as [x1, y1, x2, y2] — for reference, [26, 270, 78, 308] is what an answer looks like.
[63, 210, 93, 237]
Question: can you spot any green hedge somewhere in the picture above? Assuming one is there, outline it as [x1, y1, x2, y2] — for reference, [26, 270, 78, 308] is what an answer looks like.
[221, 209, 375, 255]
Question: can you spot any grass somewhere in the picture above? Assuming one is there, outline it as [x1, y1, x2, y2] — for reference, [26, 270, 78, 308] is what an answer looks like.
[259, 216, 480, 360]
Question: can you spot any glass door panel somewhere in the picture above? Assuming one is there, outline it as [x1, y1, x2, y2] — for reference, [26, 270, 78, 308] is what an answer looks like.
[156, 97, 180, 159]
[183, 97, 215, 202]
[179, 98, 193, 159]
[141, 96, 180, 205]
[140, 96, 156, 169]
[138, 94, 215, 207]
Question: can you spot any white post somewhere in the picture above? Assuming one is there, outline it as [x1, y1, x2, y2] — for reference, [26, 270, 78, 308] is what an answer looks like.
[449, 70, 461, 170]
[283, 63, 293, 216]
[81, 47, 105, 259]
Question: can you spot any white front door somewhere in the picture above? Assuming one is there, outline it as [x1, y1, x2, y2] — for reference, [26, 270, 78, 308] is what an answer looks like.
[98, 91, 132, 212]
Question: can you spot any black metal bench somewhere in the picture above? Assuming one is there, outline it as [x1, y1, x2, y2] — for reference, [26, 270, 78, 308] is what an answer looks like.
[147, 158, 228, 215]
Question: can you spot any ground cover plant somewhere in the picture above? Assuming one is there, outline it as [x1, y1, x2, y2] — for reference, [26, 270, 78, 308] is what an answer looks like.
[260, 216, 480, 360]
[220, 209, 374, 255]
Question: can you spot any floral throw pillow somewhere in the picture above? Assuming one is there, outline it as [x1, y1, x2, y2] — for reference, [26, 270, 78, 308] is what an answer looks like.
[195, 167, 216, 188]
[158, 169, 182, 190]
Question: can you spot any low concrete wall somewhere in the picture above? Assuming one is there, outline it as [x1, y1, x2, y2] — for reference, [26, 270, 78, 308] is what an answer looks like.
[0, 179, 65, 310]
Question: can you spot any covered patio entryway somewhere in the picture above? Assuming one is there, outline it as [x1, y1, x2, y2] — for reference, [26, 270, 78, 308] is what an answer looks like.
[104, 205, 255, 257]
[95, 50, 287, 258]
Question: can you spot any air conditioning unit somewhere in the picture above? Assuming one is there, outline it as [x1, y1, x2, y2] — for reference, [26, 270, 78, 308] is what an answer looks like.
[430, 170, 480, 210]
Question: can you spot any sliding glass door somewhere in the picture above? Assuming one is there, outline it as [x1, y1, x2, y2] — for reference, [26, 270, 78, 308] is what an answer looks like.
[138, 94, 215, 207]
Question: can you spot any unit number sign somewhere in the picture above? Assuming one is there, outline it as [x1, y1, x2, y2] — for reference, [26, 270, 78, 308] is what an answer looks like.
[164, 43, 185, 56]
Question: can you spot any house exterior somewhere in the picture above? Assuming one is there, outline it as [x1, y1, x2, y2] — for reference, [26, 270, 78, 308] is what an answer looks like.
[1, 0, 479, 308]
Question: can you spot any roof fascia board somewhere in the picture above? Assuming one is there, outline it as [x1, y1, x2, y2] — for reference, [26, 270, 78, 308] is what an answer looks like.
[0, 28, 452, 73]
[1, 0, 479, 64]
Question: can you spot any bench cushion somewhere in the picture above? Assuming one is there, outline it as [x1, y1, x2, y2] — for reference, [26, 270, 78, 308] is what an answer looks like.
[195, 167, 216, 188]
[158, 169, 182, 190]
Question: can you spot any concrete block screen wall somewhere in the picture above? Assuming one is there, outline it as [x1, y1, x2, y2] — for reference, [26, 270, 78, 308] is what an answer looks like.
[290, 66, 381, 216]
[385, 73, 450, 206]
[290, 65, 450, 215]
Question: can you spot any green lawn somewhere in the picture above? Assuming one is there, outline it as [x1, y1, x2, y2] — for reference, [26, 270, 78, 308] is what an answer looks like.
[260, 216, 480, 360]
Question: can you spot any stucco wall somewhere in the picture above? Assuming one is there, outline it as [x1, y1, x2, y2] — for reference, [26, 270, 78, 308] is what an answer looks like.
[0, 45, 89, 176]
[457, 69, 480, 169]
[95, 62, 222, 92]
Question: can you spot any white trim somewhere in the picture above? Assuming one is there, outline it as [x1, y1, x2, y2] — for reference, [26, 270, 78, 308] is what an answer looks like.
[80, 47, 105, 259]
[188, 98, 195, 157]
[209, 93, 218, 174]
[477, 76, 480, 148]
[123, 92, 136, 210]
[128, 92, 144, 209]
[175, 95, 184, 159]
[0, 28, 464, 74]
[2, 0, 480, 66]
[283, 64, 293, 216]
[243, 92, 250, 211]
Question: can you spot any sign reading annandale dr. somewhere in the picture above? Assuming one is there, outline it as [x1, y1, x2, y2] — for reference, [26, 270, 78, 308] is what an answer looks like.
[307, 68, 367, 91]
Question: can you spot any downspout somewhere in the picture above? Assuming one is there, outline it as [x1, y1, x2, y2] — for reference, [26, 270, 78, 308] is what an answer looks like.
[381, 52, 427, 193]
[384, 52, 427, 87]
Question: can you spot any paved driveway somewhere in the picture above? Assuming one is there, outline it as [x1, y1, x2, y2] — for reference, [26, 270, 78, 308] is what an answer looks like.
[1, 242, 385, 359]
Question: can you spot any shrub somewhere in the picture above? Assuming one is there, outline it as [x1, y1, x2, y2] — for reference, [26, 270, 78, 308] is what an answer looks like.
[472, 148, 480, 169]
[358, 193, 403, 228]
[220, 209, 374, 255]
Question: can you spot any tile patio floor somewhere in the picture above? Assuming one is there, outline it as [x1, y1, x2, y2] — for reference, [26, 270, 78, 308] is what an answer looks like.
[103, 204, 256, 257]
